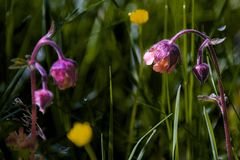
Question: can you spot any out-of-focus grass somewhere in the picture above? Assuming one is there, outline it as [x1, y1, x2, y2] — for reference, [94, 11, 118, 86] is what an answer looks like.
[203, 106, 219, 160]
[1, 0, 240, 159]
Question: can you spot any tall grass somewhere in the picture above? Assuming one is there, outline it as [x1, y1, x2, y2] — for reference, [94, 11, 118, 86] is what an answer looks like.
[172, 85, 181, 160]
[203, 106, 219, 160]
[1, 0, 240, 159]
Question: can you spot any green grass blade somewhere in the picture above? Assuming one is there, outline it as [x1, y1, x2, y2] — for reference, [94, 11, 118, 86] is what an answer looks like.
[203, 107, 219, 160]
[108, 66, 113, 160]
[207, 56, 218, 94]
[73, 16, 101, 96]
[128, 113, 173, 160]
[172, 85, 181, 160]
[0, 68, 24, 112]
[136, 129, 157, 160]
[101, 133, 105, 160]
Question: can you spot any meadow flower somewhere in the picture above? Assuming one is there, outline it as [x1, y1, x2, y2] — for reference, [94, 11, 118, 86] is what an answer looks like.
[34, 88, 53, 114]
[128, 9, 149, 25]
[144, 40, 180, 73]
[192, 63, 209, 84]
[67, 122, 93, 147]
[50, 58, 77, 90]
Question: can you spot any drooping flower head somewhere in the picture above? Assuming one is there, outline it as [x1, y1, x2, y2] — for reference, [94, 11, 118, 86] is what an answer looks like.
[67, 122, 93, 147]
[50, 58, 77, 90]
[192, 63, 209, 84]
[144, 40, 180, 73]
[128, 9, 149, 25]
[34, 89, 53, 114]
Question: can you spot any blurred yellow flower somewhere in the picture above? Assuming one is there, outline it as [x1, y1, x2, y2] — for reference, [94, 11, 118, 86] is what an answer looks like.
[67, 122, 93, 147]
[128, 9, 149, 25]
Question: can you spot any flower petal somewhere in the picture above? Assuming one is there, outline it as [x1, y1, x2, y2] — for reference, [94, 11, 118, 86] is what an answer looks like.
[67, 122, 93, 147]
[153, 58, 169, 73]
[143, 51, 154, 65]
[129, 9, 149, 25]
[50, 58, 77, 90]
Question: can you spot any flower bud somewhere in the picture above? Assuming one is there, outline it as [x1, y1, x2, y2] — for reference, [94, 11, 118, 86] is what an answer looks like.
[34, 89, 53, 114]
[192, 63, 209, 84]
[128, 9, 149, 25]
[143, 40, 180, 73]
[50, 58, 77, 90]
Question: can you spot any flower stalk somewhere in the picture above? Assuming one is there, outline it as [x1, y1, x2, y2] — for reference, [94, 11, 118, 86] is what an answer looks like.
[34, 62, 48, 89]
[28, 23, 77, 153]
[173, 29, 232, 160]
[30, 65, 37, 143]
[144, 29, 232, 159]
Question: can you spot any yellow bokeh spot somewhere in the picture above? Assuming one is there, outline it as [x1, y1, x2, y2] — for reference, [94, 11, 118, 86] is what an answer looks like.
[128, 9, 149, 25]
[67, 122, 93, 147]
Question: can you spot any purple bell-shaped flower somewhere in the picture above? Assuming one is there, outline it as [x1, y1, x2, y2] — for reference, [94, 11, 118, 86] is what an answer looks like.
[34, 89, 53, 114]
[50, 58, 77, 90]
[143, 40, 180, 73]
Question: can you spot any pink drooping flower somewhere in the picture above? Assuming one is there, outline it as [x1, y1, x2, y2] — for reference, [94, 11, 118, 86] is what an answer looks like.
[34, 89, 53, 114]
[143, 40, 180, 73]
[50, 58, 77, 90]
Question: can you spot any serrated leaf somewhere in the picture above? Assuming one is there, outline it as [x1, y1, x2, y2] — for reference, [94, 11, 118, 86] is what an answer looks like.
[9, 57, 28, 70]
[10, 58, 26, 63]
[217, 25, 226, 31]
[210, 37, 226, 45]
[8, 64, 27, 70]
[197, 95, 217, 104]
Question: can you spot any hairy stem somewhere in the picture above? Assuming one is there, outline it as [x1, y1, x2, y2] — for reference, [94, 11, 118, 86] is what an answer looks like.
[29, 65, 37, 143]
[209, 45, 232, 160]
[35, 62, 48, 89]
[170, 29, 209, 43]
[170, 29, 232, 159]
[30, 38, 64, 62]
[28, 30, 63, 149]
[197, 39, 209, 64]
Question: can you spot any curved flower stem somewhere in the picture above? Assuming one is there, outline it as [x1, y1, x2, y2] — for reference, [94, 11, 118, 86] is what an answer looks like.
[170, 29, 209, 43]
[28, 28, 65, 148]
[197, 39, 209, 65]
[34, 62, 48, 89]
[170, 29, 232, 159]
[30, 38, 65, 63]
[209, 45, 232, 160]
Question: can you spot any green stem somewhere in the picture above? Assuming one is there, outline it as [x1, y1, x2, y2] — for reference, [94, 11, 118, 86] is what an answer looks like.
[138, 25, 144, 78]
[163, 0, 172, 140]
[127, 92, 139, 158]
[85, 144, 97, 160]
[108, 66, 113, 160]
[127, 24, 144, 158]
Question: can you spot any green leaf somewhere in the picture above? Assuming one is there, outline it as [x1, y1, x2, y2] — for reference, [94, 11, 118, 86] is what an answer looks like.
[172, 85, 181, 160]
[203, 107, 219, 160]
[108, 66, 113, 160]
[8, 58, 27, 70]
[136, 129, 156, 160]
[0, 68, 25, 111]
[210, 37, 226, 45]
[0, 120, 20, 139]
[128, 113, 172, 160]
[217, 25, 226, 31]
